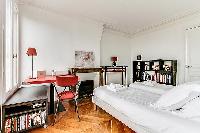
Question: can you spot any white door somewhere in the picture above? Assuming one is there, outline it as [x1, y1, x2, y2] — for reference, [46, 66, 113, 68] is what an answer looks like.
[185, 26, 200, 82]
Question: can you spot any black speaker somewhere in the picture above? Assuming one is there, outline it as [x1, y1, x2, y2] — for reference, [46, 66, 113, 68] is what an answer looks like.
[78, 80, 94, 98]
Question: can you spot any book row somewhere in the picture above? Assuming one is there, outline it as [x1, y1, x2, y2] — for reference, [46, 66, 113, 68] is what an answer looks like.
[138, 72, 172, 84]
[5, 110, 46, 133]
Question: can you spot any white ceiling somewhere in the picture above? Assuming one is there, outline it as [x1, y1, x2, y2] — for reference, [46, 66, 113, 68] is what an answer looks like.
[19, 0, 200, 34]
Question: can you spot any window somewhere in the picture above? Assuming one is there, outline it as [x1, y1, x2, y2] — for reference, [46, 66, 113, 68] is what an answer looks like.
[4, 0, 19, 93]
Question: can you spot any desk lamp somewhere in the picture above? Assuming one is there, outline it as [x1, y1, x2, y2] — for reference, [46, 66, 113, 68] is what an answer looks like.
[27, 48, 37, 79]
[111, 56, 118, 67]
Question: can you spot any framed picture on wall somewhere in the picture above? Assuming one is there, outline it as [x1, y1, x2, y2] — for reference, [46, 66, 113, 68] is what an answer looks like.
[75, 51, 95, 67]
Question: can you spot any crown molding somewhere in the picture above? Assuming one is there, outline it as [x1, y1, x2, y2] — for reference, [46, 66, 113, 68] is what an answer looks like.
[17, 0, 104, 26]
[17, 0, 200, 37]
[131, 9, 200, 37]
[105, 10, 200, 38]
[104, 9, 200, 37]
[17, 0, 132, 37]
[15, 0, 26, 5]
[103, 24, 132, 38]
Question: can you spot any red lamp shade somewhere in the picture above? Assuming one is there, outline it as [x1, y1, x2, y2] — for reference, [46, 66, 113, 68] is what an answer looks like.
[27, 48, 37, 56]
[111, 56, 118, 62]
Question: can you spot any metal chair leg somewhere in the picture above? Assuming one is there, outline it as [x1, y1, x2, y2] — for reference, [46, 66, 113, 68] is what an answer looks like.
[76, 106, 80, 121]
[53, 99, 60, 125]
[75, 99, 80, 121]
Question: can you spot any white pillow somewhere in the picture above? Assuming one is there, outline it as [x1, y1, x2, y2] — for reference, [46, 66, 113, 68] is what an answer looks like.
[174, 97, 200, 119]
[142, 81, 157, 87]
[106, 83, 126, 92]
[159, 91, 200, 111]
[154, 83, 200, 108]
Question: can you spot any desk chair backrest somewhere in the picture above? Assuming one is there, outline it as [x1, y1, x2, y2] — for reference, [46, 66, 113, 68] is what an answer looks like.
[54, 75, 80, 123]
[56, 75, 78, 87]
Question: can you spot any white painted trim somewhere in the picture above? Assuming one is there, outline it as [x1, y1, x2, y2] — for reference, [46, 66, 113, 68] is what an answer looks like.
[18, 0, 104, 26]
[100, 25, 106, 66]
[0, 0, 5, 130]
[132, 12, 200, 38]
[17, 0, 200, 37]
[103, 27, 132, 39]
[132, 10, 200, 35]
[106, 10, 200, 36]
[184, 24, 200, 82]
[19, 1, 132, 37]
[2, 0, 20, 102]
[184, 29, 189, 82]
[104, 24, 132, 37]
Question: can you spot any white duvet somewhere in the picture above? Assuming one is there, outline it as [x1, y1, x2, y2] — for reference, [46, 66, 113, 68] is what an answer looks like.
[93, 84, 200, 133]
[129, 81, 173, 95]
[95, 86, 160, 106]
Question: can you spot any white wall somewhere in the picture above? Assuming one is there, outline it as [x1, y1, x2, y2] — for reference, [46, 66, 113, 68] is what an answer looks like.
[131, 14, 200, 84]
[19, 5, 103, 87]
[100, 29, 131, 84]
[0, 0, 3, 104]
[20, 4, 200, 86]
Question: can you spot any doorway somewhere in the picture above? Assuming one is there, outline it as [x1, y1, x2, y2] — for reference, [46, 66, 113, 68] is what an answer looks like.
[185, 25, 200, 82]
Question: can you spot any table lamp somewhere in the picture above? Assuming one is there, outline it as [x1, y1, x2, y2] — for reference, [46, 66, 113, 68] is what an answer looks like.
[111, 56, 118, 67]
[27, 48, 37, 79]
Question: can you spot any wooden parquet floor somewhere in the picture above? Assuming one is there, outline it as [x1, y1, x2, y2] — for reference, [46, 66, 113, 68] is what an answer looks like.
[30, 98, 136, 133]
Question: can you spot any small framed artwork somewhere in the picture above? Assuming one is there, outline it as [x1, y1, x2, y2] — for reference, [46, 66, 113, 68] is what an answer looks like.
[137, 55, 142, 60]
[37, 71, 46, 78]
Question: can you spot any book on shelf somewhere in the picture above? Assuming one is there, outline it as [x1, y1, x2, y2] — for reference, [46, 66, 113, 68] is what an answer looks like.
[5, 110, 46, 133]
[133, 60, 177, 86]
[5, 118, 11, 133]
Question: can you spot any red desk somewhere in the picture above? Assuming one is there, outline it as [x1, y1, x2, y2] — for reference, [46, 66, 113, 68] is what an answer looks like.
[25, 76, 56, 84]
[25, 75, 75, 114]
[25, 76, 56, 114]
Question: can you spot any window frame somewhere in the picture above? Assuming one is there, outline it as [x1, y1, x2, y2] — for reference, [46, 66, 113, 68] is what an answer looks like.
[1, 0, 4, 130]
[3, 0, 20, 100]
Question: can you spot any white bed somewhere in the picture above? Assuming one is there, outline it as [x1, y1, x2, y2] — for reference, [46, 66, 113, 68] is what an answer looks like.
[92, 82, 200, 133]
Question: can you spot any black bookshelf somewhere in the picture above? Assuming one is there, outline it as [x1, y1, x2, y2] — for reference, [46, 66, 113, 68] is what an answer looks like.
[133, 59, 177, 86]
[2, 86, 48, 133]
